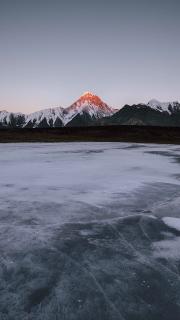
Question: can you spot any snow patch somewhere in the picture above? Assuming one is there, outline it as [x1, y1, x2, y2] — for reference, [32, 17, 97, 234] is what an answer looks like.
[147, 99, 180, 114]
[163, 217, 180, 231]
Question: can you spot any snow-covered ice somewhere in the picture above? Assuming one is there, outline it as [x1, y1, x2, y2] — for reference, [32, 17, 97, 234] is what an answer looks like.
[1, 142, 180, 214]
[1, 142, 180, 320]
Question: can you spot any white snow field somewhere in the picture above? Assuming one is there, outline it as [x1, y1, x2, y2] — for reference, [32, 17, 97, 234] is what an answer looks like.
[1, 142, 180, 320]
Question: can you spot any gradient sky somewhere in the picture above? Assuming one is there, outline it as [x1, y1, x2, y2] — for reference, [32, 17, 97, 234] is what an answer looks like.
[0, 0, 180, 113]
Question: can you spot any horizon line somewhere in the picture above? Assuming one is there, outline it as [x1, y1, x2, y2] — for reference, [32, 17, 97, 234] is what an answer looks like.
[0, 93, 180, 115]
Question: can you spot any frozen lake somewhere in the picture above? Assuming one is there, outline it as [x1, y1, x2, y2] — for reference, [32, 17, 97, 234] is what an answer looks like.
[1, 142, 180, 319]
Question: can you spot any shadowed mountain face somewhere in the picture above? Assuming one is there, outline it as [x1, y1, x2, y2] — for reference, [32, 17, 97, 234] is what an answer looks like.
[1, 95, 180, 127]
[99, 105, 173, 126]
[99, 103, 180, 127]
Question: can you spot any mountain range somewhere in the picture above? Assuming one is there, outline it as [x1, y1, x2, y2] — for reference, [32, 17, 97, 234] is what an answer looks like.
[1, 92, 180, 128]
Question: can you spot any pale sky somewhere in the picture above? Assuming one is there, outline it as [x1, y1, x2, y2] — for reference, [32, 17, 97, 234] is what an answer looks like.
[0, 0, 180, 113]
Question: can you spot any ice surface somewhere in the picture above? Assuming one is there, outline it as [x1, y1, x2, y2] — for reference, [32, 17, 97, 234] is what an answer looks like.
[1, 142, 180, 319]
[0, 142, 180, 211]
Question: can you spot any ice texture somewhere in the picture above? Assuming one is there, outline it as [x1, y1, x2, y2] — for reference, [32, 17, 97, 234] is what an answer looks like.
[1, 142, 180, 320]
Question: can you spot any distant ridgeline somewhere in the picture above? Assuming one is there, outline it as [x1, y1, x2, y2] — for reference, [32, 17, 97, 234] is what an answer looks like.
[1, 93, 180, 128]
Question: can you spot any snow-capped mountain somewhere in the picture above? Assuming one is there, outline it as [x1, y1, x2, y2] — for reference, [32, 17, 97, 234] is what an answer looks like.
[147, 99, 180, 114]
[0, 110, 12, 125]
[0, 110, 25, 127]
[64, 92, 116, 126]
[1, 95, 180, 128]
[25, 107, 65, 128]
[0, 92, 117, 128]
[98, 99, 180, 127]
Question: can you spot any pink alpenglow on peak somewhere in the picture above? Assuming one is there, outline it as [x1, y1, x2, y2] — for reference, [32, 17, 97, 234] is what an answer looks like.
[0, 93, 117, 128]
[63, 92, 117, 125]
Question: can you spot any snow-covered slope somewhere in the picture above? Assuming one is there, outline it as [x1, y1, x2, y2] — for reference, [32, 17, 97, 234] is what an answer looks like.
[1, 95, 180, 128]
[24, 92, 116, 127]
[0, 110, 25, 127]
[147, 99, 180, 114]
[25, 107, 65, 127]
[63, 92, 116, 125]
[0, 92, 117, 128]
[0, 110, 12, 124]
